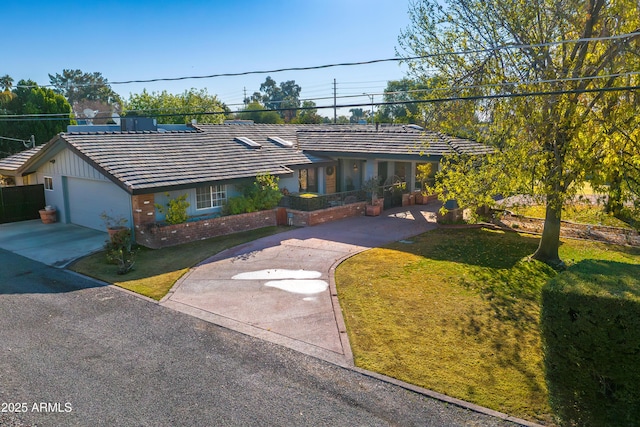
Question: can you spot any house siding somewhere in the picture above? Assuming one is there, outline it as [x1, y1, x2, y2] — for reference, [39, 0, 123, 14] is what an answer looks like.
[35, 148, 131, 230]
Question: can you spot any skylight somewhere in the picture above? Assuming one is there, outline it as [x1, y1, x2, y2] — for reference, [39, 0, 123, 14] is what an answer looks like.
[235, 137, 262, 149]
[267, 136, 294, 148]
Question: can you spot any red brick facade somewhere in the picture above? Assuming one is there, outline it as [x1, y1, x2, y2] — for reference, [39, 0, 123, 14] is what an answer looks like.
[135, 209, 278, 249]
[130, 194, 367, 249]
[287, 202, 366, 226]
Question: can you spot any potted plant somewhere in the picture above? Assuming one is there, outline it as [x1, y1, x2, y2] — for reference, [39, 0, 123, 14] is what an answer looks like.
[100, 211, 129, 240]
[415, 163, 434, 204]
[362, 177, 383, 216]
[39, 205, 57, 224]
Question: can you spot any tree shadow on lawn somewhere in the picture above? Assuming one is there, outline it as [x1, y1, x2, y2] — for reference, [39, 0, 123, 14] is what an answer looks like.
[405, 227, 542, 269]
[393, 228, 556, 417]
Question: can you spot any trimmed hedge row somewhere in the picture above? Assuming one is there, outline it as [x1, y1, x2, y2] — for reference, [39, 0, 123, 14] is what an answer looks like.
[541, 260, 640, 426]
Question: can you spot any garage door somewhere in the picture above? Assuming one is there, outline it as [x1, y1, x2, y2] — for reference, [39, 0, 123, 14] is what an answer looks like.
[66, 177, 131, 231]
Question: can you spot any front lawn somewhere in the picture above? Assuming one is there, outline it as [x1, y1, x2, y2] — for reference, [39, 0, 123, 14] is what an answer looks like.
[335, 228, 640, 424]
[70, 226, 289, 300]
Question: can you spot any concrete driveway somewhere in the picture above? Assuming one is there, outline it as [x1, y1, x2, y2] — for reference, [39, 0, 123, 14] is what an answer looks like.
[162, 203, 439, 367]
[0, 220, 107, 267]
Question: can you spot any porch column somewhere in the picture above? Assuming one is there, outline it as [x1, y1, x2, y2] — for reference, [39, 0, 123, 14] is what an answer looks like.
[131, 193, 156, 243]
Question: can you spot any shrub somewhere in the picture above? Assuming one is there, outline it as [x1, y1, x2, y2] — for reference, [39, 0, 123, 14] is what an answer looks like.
[105, 228, 136, 275]
[223, 173, 282, 215]
[251, 173, 283, 210]
[224, 196, 257, 215]
[541, 260, 640, 426]
[155, 193, 189, 224]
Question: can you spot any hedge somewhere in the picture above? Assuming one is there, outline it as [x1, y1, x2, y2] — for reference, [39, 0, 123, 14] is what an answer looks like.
[541, 260, 640, 426]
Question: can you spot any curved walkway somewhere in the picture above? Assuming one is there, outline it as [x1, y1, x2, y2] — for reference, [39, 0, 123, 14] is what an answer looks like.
[161, 203, 439, 367]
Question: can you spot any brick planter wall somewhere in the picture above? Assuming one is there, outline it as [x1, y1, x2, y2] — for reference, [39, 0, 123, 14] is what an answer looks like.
[288, 202, 366, 227]
[136, 210, 277, 249]
[497, 213, 640, 247]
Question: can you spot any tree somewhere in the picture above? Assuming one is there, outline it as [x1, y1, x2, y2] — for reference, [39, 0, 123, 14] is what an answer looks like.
[49, 69, 121, 106]
[377, 78, 422, 124]
[236, 101, 283, 124]
[0, 75, 16, 106]
[0, 75, 14, 92]
[399, 0, 640, 267]
[125, 88, 228, 124]
[589, 79, 640, 216]
[247, 76, 301, 122]
[0, 79, 72, 156]
[293, 100, 323, 124]
[349, 108, 366, 123]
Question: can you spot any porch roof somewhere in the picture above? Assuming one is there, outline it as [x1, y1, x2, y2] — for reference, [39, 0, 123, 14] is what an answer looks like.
[0, 145, 44, 176]
[297, 127, 493, 159]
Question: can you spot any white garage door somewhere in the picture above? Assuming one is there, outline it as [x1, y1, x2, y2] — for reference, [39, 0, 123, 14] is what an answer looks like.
[67, 177, 131, 231]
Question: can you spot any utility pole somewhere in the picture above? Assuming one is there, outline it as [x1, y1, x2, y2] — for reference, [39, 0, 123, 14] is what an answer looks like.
[243, 87, 247, 106]
[363, 93, 374, 124]
[333, 79, 337, 124]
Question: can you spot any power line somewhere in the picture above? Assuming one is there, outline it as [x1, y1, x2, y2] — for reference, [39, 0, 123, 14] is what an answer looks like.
[3, 70, 637, 119]
[1, 85, 637, 122]
[14, 31, 640, 90]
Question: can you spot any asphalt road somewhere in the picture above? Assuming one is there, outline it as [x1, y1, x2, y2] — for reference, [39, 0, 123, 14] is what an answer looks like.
[0, 249, 518, 427]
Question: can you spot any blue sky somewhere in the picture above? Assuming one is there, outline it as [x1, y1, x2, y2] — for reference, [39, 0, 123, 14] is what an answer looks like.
[5, 0, 413, 117]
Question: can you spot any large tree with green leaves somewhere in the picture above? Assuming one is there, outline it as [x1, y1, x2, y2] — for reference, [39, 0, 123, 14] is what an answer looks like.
[399, 0, 640, 267]
[49, 69, 121, 106]
[293, 100, 323, 124]
[125, 88, 228, 124]
[247, 76, 301, 122]
[377, 78, 423, 124]
[0, 79, 72, 156]
[236, 101, 283, 124]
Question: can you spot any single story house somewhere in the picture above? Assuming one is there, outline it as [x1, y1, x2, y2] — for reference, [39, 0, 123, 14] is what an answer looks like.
[0, 121, 492, 245]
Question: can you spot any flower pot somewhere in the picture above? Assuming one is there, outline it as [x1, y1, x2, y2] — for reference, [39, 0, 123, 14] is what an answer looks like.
[39, 209, 57, 224]
[366, 204, 382, 216]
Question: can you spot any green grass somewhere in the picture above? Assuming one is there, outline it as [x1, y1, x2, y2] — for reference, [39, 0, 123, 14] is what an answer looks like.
[69, 226, 289, 300]
[335, 228, 640, 424]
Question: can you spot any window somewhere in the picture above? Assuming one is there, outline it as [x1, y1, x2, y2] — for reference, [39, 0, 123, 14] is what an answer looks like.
[44, 176, 53, 191]
[196, 185, 226, 209]
[298, 168, 317, 193]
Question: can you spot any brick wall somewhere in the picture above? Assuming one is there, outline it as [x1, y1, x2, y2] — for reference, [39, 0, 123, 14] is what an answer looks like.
[132, 194, 156, 244]
[137, 209, 277, 249]
[288, 202, 366, 226]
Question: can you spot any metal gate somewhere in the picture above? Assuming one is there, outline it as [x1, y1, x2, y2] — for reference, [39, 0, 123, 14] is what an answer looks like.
[0, 184, 45, 223]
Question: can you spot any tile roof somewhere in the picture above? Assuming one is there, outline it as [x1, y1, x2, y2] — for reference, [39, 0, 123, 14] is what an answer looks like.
[60, 124, 330, 194]
[0, 145, 45, 174]
[5, 123, 493, 194]
[297, 126, 494, 157]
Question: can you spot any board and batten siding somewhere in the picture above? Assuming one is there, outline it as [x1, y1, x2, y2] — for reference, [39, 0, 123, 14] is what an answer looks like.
[36, 148, 132, 231]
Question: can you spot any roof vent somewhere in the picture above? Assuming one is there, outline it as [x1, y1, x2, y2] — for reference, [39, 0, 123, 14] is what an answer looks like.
[235, 137, 262, 149]
[267, 136, 294, 148]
